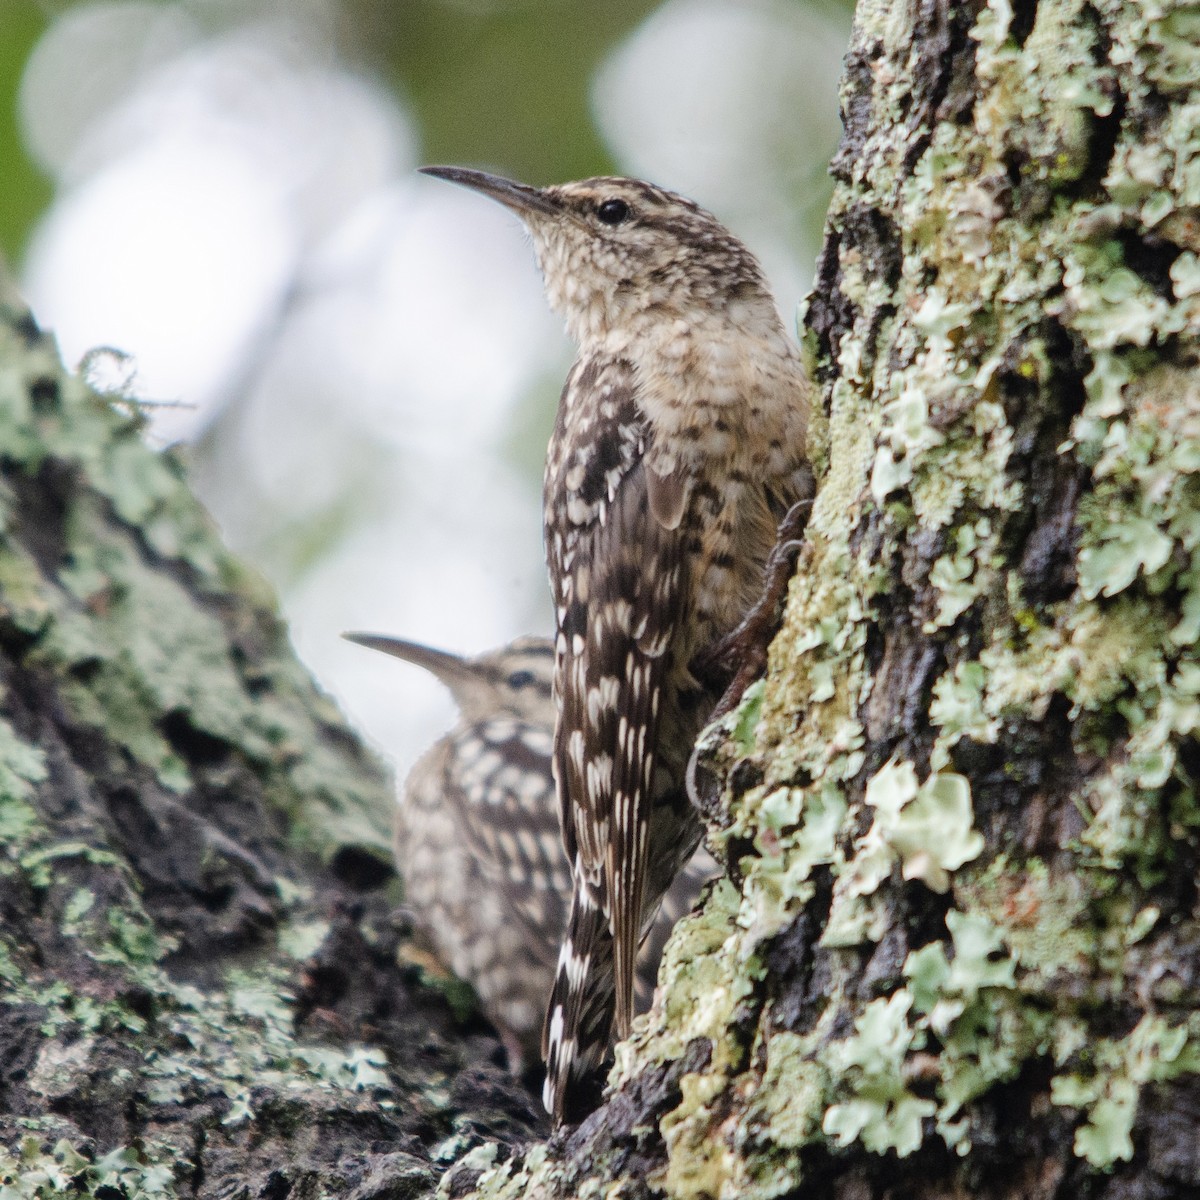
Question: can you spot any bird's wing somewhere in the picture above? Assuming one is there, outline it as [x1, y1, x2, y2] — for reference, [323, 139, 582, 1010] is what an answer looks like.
[445, 714, 568, 969]
[545, 355, 685, 1039]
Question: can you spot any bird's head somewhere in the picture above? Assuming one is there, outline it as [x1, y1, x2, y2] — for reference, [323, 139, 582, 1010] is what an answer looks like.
[420, 166, 776, 347]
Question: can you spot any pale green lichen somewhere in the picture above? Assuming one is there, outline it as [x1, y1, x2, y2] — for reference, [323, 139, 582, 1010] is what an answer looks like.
[954, 858, 1096, 982]
[903, 910, 1043, 1151]
[821, 991, 934, 1156]
[734, 779, 846, 950]
[973, 0, 1116, 176]
[613, 877, 751, 1084]
[757, 534, 871, 786]
[0, 1136, 178, 1200]
[1073, 361, 1200, 632]
[648, 0, 1200, 1177]
[0, 306, 392, 862]
[0, 346, 411, 1176]
[644, 0, 1200, 1182]
[463, 1143, 551, 1200]
[731, 679, 766, 755]
[436, 1144, 500, 1200]
[3, 792, 398, 1138]
[925, 519, 997, 630]
[749, 1032, 826, 1151]
[841, 759, 983, 897]
[1051, 1015, 1200, 1168]
[928, 660, 999, 768]
[0, 717, 48, 832]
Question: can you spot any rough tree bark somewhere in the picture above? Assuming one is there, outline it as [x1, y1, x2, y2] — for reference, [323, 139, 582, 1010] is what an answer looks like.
[5, 0, 1200, 1197]
[0, 284, 545, 1198]
[452, 1, 1200, 1198]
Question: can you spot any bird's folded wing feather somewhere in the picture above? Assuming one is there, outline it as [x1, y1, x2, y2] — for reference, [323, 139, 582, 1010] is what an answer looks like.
[447, 715, 568, 968]
[547, 358, 684, 1035]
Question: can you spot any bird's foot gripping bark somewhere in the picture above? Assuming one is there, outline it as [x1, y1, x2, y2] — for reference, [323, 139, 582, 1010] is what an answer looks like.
[691, 494, 814, 723]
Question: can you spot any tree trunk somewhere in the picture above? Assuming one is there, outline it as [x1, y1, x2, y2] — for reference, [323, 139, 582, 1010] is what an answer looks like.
[7, 1, 1200, 1196]
[458, 1, 1200, 1197]
[0, 282, 544, 1198]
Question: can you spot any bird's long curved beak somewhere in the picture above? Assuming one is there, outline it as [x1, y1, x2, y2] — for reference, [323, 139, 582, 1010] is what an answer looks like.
[419, 165, 560, 218]
[342, 632, 472, 688]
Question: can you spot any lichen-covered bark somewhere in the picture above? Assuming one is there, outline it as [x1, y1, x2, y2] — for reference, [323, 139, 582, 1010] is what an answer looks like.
[462, 2, 1200, 1197]
[0, 288, 544, 1198]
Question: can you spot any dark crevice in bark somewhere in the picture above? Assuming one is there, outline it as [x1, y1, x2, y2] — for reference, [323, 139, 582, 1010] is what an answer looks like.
[1117, 229, 1184, 301]
[855, 911, 913, 999]
[785, 1140, 965, 1200]
[859, 558, 947, 775]
[901, 0, 985, 176]
[1000, 320, 1090, 609]
[1057, 5, 1124, 202]
[809, 222, 853, 386]
[1147, 778, 1200, 910]
[1003, 148, 1053, 224]
[890, 883, 955, 963]
[965, 693, 1089, 856]
[965, 1061, 1076, 1195]
[847, 204, 903, 368]
[1140, 81, 1172, 123]
[550, 1038, 713, 1196]
[329, 842, 398, 890]
[160, 709, 235, 767]
[808, 202, 900, 389]
[764, 868, 836, 1034]
[1014, 462, 1084, 606]
[1065, 92, 1126, 203]
[1010, 0, 1040, 46]
[7, 456, 73, 580]
[830, 40, 881, 185]
[1137, 1079, 1200, 1193]
[716, 755, 767, 888]
[28, 374, 61, 415]
[930, 0, 985, 126]
[816, 17, 902, 386]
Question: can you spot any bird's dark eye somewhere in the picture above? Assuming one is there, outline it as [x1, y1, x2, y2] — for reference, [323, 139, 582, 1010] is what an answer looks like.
[507, 669, 535, 689]
[596, 198, 630, 226]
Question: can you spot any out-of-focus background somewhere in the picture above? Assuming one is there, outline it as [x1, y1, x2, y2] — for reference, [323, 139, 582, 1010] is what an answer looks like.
[2, 0, 850, 783]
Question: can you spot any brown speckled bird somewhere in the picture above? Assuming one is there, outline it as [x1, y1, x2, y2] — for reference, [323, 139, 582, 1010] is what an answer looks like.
[421, 167, 812, 1122]
[345, 632, 717, 1079]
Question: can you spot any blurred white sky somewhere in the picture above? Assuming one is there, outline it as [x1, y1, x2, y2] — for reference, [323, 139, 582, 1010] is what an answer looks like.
[16, 0, 848, 786]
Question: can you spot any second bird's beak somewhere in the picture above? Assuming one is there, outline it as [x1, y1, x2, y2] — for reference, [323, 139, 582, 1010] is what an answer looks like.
[419, 165, 560, 218]
[343, 632, 473, 689]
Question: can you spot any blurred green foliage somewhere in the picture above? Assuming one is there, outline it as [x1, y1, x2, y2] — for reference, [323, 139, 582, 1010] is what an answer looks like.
[0, 0, 666, 269]
[346, 0, 662, 183]
[0, 3, 51, 265]
[1, 0, 857, 270]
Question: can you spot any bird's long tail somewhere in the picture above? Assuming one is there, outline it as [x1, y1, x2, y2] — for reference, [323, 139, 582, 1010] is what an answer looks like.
[541, 882, 615, 1125]
[541, 839, 719, 1123]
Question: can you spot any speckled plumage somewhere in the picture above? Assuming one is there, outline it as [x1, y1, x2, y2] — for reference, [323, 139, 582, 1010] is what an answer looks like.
[421, 168, 812, 1123]
[345, 632, 717, 1081]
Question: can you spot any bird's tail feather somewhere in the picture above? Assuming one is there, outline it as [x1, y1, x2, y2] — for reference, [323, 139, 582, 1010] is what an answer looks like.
[541, 883, 615, 1124]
